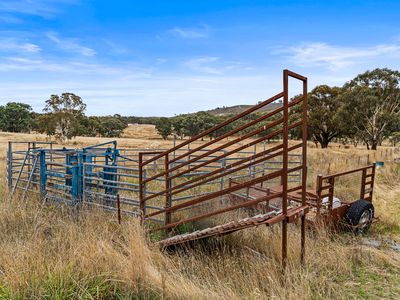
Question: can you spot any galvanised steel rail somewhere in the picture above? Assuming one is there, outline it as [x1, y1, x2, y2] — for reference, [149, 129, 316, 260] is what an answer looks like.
[7, 142, 283, 224]
[139, 69, 308, 267]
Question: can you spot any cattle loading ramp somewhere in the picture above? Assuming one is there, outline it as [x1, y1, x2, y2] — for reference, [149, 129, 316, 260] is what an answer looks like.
[139, 70, 308, 267]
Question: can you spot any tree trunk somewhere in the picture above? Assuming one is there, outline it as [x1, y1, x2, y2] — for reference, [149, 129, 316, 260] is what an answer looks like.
[320, 140, 329, 148]
[371, 139, 379, 150]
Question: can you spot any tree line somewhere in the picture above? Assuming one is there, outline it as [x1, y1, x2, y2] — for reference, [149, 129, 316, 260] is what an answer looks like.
[299, 68, 400, 149]
[0, 93, 128, 141]
[155, 68, 400, 150]
[1, 68, 399, 149]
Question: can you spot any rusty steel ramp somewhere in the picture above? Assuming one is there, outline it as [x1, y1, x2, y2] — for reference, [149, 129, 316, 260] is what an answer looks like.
[158, 205, 308, 248]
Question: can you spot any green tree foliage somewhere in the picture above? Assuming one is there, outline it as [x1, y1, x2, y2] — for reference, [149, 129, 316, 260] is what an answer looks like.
[0, 102, 33, 133]
[339, 68, 400, 150]
[182, 111, 219, 139]
[155, 117, 173, 140]
[77, 115, 128, 137]
[97, 116, 128, 137]
[41, 93, 87, 141]
[389, 132, 400, 147]
[76, 116, 102, 137]
[171, 116, 186, 139]
[307, 85, 343, 148]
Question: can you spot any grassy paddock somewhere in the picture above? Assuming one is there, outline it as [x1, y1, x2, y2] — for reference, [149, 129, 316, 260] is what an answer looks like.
[0, 129, 399, 299]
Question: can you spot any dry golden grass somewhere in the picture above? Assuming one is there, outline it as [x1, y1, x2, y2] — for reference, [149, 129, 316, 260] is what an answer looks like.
[0, 128, 400, 299]
[121, 124, 160, 140]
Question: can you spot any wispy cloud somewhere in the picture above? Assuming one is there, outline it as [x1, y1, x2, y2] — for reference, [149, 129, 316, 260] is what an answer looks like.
[0, 38, 40, 53]
[103, 39, 128, 55]
[280, 42, 400, 70]
[47, 31, 96, 56]
[0, 56, 153, 78]
[0, 0, 78, 18]
[167, 25, 209, 39]
[183, 56, 249, 75]
[183, 56, 222, 74]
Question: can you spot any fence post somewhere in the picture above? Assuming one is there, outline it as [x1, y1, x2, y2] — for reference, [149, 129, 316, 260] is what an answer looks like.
[328, 177, 335, 213]
[39, 150, 47, 198]
[117, 194, 121, 224]
[360, 168, 367, 200]
[281, 69, 289, 270]
[82, 163, 87, 207]
[165, 154, 172, 227]
[7, 142, 12, 190]
[139, 153, 144, 225]
[316, 175, 323, 218]
[71, 162, 79, 205]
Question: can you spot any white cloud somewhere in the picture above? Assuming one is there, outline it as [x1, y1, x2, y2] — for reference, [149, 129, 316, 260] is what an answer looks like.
[281, 42, 400, 70]
[183, 56, 249, 75]
[183, 56, 222, 74]
[168, 26, 209, 39]
[0, 38, 41, 53]
[0, 0, 78, 17]
[47, 31, 96, 56]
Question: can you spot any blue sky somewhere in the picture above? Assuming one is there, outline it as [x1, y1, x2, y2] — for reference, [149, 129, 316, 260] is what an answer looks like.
[1, 0, 400, 116]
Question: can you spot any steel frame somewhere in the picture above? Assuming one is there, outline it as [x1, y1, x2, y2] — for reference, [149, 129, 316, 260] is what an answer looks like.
[139, 69, 308, 267]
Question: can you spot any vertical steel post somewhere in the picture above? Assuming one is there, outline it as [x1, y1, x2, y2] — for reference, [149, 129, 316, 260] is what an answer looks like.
[143, 169, 147, 214]
[117, 194, 121, 224]
[316, 175, 323, 219]
[39, 150, 47, 197]
[360, 168, 367, 200]
[165, 154, 172, 227]
[7, 142, 12, 189]
[139, 153, 144, 225]
[82, 163, 87, 207]
[27, 142, 31, 177]
[300, 75, 308, 264]
[71, 161, 79, 205]
[282, 70, 289, 269]
[328, 177, 335, 213]
[369, 163, 376, 201]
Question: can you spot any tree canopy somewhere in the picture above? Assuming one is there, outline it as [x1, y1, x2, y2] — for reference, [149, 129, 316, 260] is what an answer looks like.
[0, 102, 33, 133]
[339, 68, 400, 150]
[155, 117, 173, 140]
[307, 85, 343, 148]
[41, 93, 87, 141]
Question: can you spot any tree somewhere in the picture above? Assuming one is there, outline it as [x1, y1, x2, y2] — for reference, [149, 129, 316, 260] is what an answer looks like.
[42, 93, 86, 141]
[155, 117, 173, 140]
[339, 68, 400, 150]
[76, 116, 101, 137]
[389, 132, 400, 147]
[97, 116, 128, 137]
[0, 102, 33, 132]
[171, 115, 186, 139]
[182, 111, 219, 139]
[307, 85, 343, 148]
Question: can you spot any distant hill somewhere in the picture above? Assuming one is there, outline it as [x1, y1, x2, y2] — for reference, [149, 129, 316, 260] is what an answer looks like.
[122, 102, 282, 122]
[205, 102, 281, 116]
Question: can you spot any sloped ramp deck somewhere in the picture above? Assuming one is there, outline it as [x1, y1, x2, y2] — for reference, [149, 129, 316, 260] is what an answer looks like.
[158, 205, 308, 248]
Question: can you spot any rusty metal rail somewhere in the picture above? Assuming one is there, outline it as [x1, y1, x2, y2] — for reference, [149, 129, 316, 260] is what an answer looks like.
[139, 69, 308, 267]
